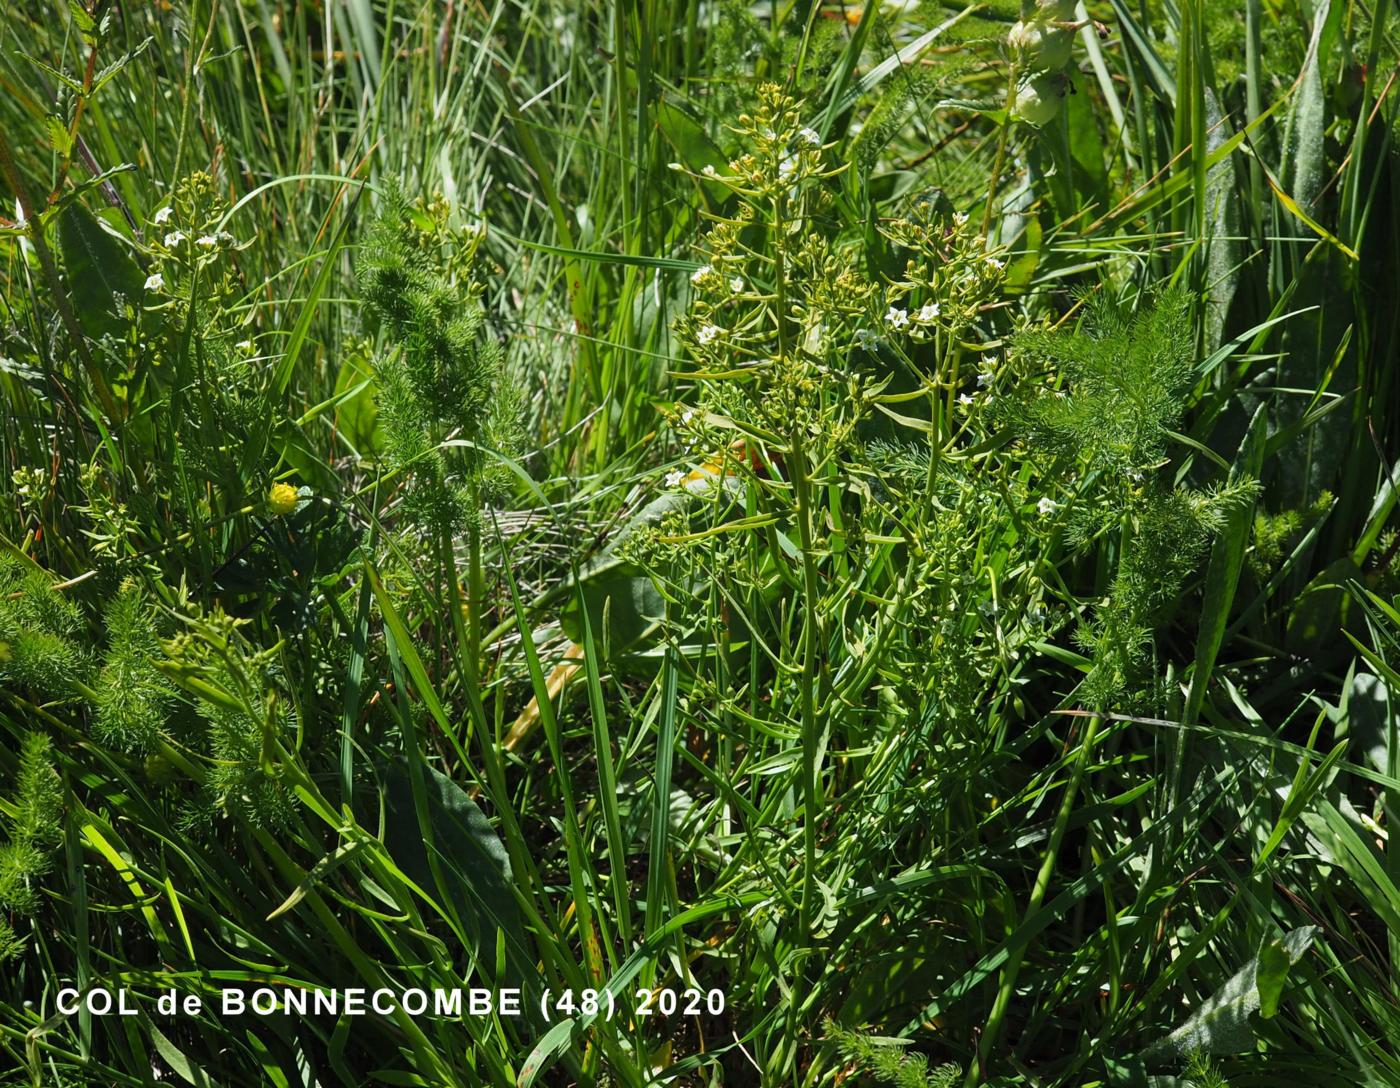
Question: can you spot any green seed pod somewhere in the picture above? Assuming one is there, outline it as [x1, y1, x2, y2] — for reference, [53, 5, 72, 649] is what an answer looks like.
[1008, 19, 1073, 71]
[1014, 74, 1068, 126]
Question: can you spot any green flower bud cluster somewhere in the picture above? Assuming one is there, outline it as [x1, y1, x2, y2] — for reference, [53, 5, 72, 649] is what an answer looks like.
[676, 84, 875, 466]
[1009, 0, 1081, 126]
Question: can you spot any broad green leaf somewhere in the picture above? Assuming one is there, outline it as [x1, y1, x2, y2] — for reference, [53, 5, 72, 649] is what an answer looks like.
[57, 203, 144, 344]
[1255, 935, 1291, 1019]
[1146, 926, 1316, 1058]
[381, 763, 537, 992]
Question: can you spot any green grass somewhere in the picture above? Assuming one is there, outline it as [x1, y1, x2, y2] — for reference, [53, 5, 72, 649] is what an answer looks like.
[2, 0, 1400, 1085]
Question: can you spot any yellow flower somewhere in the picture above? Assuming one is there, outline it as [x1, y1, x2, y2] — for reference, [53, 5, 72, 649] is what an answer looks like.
[267, 482, 300, 516]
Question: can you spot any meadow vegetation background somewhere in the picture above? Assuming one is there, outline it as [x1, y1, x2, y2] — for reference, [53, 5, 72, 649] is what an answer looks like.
[2, 0, 1400, 1085]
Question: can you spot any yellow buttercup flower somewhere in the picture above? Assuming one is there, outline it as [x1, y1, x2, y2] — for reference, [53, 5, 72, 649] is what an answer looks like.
[267, 482, 300, 516]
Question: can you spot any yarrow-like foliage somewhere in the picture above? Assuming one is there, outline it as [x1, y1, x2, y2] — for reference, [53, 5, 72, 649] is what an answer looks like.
[0, 557, 85, 698]
[357, 185, 520, 537]
[825, 1020, 959, 1088]
[162, 602, 297, 832]
[1007, 292, 1259, 707]
[1013, 290, 1196, 476]
[92, 579, 173, 755]
[0, 733, 62, 960]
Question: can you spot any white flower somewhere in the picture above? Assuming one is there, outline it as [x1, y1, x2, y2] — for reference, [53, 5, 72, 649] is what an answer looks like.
[691, 264, 712, 285]
[697, 323, 724, 345]
[985, 255, 1005, 270]
[958, 392, 974, 406]
[977, 371, 994, 388]
[664, 470, 685, 488]
[730, 277, 744, 293]
[681, 409, 695, 424]
[1037, 497, 1059, 516]
[196, 234, 218, 248]
[153, 206, 173, 224]
[163, 231, 185, 246]
[884, 306, 909, 330]
[778, 155, 798, 180]
[143, 272, 164, 292]
[218, 230, 236, 244]
[953, 212, 969, 227]
[799, 127, 821, 146]
[915, 302, 941, 323]
[235, 339, 253, 352]
[702, 164, 718, 178]
[855, 328, 882, 348]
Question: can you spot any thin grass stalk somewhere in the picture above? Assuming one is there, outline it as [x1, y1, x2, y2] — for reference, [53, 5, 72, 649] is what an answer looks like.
[969, 712, 1103, 1085]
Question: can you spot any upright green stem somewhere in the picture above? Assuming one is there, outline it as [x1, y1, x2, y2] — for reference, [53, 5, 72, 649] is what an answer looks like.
[981, 61, 1019, 240]
[790, 438, 822, 935]
[968, 712, 1103, 1086]
[173, 0, 220, 180]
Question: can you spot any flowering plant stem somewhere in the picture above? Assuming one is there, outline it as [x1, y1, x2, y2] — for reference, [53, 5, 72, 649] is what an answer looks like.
[790, 435, 823, 939]
[981, 59, 1020, 240]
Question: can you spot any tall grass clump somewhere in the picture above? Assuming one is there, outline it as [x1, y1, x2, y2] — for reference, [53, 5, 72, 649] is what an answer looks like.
[1, 0, 1399, 1085]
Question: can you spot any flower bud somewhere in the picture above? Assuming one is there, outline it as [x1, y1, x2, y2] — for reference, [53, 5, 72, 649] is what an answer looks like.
[267, 482, 300, 516]
[1008, 19, 1072, 71]
[1014, 75, 1068, 126]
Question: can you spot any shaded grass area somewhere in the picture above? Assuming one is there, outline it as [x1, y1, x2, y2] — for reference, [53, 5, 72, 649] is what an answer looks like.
[1, 1, 1399, 1085]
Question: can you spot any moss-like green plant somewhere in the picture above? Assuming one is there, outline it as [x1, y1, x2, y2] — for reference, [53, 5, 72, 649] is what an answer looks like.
[826, 1020, 960, 1087]
[1008, 292, 1259, 707]
[0, 733, 62, 961]
[91, 579, 173, 755]
[0, 558, 85, 699]
[357, 187, 520, 537]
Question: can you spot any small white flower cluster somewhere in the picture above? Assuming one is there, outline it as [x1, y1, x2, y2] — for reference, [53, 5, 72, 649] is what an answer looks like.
[162, 228, 237, 250]
[977, 355, 997, 387]
[883, 300, 945, 337]
[957, 357, 1000, 412]
[690, 263, 747, 302]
